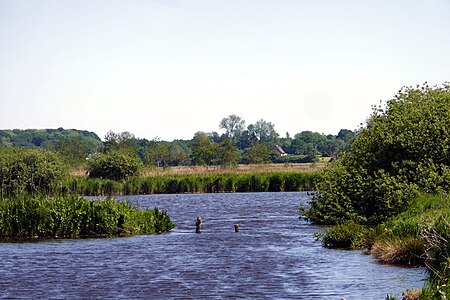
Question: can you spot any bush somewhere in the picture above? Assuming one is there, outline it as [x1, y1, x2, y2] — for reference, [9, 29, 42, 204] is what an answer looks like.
[314, 220, 366, 248]
[87, 150, 143, 181]
[305, 83, 450, 225]
[0, 148, 68, 196]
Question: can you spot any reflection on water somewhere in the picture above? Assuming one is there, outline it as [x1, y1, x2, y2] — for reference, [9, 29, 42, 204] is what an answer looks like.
[0, 192, 424, 299]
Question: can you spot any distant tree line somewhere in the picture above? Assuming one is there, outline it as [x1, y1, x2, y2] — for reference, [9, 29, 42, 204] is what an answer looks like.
[0, 118, 355, 170]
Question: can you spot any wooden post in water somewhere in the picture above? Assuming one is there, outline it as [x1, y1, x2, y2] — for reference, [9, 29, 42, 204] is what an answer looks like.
[234, 223, 239, 232]
[195, 216, 202, 234]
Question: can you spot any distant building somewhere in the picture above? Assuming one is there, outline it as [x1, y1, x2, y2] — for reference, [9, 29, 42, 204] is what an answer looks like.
[273, 145, 287, 156]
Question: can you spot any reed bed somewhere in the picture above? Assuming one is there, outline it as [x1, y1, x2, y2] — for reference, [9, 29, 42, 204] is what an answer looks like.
[64, 171, 320, 196]
[0, 195, 175, 239]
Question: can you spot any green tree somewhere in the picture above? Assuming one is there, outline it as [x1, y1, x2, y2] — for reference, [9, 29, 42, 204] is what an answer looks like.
[87, 150, 143, 181]
[190, 132, 218, 166]
[169, 143, 190, 166]
[53, 138, 89, 167]
[103, 131, 139, 154]
[252, 119, 279, 143]
[0, 148, 68, 195]
[219, 114, 246, 140]
[215, 138, 240, 166]
[305, 83, 450, 224]
[244, 143, 271, 164]
[145, 138, 170, 167]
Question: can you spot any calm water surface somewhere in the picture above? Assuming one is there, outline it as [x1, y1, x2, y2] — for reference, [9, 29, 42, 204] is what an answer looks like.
[0, 192, 424, 299]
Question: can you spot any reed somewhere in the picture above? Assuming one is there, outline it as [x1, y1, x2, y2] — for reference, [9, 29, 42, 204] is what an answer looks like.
[63, 171, 321, 196]
[0, 195, 175, 239]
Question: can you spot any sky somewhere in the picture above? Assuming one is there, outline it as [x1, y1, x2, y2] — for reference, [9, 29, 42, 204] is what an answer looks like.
[1, 0, 449, 141]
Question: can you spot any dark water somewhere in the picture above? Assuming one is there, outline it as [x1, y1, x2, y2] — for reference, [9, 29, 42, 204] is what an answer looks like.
[0, 192, 424, 299]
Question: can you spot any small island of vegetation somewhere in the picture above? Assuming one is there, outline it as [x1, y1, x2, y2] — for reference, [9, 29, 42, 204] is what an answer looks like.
[0, 148, 175, 240]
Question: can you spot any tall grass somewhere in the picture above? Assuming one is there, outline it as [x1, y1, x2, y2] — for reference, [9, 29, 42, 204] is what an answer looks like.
[316, 193, 450, 298]
[63, 171, 321, 196]
[0, 195, 175, 239]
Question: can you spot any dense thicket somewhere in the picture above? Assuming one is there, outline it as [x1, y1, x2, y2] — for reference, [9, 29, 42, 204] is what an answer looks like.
[305, 83, 450, 224]
[0, 148, 68, 196]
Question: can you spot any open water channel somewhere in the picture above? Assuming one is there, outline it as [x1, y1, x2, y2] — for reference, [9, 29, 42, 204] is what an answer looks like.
[0, 192, 424, 299]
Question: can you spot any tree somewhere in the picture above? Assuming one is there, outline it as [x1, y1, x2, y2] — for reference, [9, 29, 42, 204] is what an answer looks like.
[53, 138, 89, 167]
[103, 131, 139, 154]
[219, 114, 246, 139]
[215, 138, 240, 166]
[190, 132, 218, 166]
[0, 148, 68, 195]
[87, 150, 143, 181]
[168, 143, 190, 166]
[337, 129, 356, 143]
[252, 119, 279, 143]
[145, 138, 170, 167]
[244, 143, 271, 164]
[305, 83, 450, 225]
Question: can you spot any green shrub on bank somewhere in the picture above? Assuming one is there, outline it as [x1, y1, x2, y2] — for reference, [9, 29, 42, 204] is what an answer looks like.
[0, 195, 175, 239]
[0, 148, 68, 196]
[64, 172, 320, 196]
[304, 84, 450, 225]
[314, 220, 367, 248]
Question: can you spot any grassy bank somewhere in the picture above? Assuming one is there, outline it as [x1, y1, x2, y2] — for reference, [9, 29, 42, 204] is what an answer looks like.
[314, 193, 450, 299]
[64, 171, 320, 196]
[0, 195, 175, 239]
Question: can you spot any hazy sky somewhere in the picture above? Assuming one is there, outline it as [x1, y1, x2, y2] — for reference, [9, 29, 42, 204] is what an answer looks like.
[1, 0, 449, 141]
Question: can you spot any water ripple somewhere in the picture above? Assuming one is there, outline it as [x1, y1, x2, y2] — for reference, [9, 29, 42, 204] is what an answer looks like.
[0, 192, 424, 299]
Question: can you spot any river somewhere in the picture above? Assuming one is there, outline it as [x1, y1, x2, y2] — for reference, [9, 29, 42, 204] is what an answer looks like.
[0, 192, 424, 299]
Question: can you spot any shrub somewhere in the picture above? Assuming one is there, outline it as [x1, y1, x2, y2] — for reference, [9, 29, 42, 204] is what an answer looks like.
[314, 220, 366, 248]
[305, 83, 450, 225]
[0, 148, 68, 196]
[87, 150, 143, 181]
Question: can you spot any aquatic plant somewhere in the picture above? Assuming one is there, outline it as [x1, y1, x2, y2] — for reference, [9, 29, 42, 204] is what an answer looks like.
[0, 195, 175, 239]
[63, 171, 320, 196]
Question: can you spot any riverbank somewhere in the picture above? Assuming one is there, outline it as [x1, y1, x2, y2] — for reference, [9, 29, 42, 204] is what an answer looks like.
[314, 193, 450, 299]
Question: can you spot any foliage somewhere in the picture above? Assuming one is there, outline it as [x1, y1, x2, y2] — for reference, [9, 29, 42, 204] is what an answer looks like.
[189, 132, 218, 166]
[314, 220, 367, 248]
[0, 195, 175, 238]
[0, 148, 68, 196]
[145, 138, 171, 167]
[244, 143, 271, 164]
[305, 83, 450, 224]
[0, 128, 103, 153]
[52, 138, 90, 167]
[1, 122, 354, 168]
[363, 193, 450, 297]
[219, 114, 245, 139]
[64, 171, 320, 195]
[215, 138, 240, 166]
[87, 150, 143, 181]
[103, 131, 139, 154]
